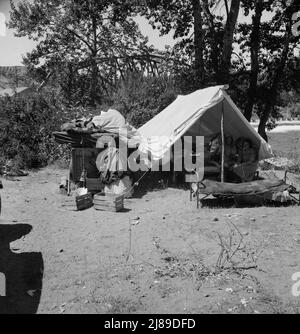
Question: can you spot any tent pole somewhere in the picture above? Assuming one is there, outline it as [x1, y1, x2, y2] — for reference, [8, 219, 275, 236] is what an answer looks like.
[221, 100, 225, 183]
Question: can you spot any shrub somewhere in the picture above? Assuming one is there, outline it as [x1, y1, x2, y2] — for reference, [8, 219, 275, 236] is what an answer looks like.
[0, 91, 72, 169]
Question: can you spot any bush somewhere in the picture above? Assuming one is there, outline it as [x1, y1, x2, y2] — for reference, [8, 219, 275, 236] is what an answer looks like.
[0, 91, 72, 169]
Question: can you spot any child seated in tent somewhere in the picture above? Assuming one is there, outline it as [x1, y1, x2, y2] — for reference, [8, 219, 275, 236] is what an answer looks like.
[209, 134, 238, 167]
[231, 139, 258, 182]
[241, 139, 257, 163]
[209, 134, 222, 164]
[200, 134, 222, 181]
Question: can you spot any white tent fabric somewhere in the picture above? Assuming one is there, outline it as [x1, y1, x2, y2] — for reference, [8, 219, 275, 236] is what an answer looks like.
[138, 85, 273, 161]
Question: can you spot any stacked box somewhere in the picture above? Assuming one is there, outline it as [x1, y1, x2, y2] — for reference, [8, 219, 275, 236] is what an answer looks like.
[62, 193, 93, 211]
[94, 193, 124, 212]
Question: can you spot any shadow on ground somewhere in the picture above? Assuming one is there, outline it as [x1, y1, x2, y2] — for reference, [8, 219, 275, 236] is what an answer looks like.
[199, 197, 298, 209]
[0, 224, 44, 314]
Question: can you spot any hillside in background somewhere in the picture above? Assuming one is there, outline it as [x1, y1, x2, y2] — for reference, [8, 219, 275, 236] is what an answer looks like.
[0, 66, 30, 89]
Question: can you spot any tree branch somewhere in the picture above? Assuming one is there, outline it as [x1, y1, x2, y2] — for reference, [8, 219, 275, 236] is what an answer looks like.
[65, 27, 93, 52]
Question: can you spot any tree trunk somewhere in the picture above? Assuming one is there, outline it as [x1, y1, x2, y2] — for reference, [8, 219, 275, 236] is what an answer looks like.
[244, 0, 264, 122]
[192, 0, 204, 86]
[66, 63, 74, 105]
[90, 11, 99, 107]
[258, 16, 293, 141]
[258, 107, 269, 142]
[202, 0, 219, 78]
[218, 0, 241, 84]
[90, 55, 98, 107]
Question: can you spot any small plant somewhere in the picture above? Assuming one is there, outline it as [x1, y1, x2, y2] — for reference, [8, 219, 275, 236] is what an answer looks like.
[215, 221, 262, 273]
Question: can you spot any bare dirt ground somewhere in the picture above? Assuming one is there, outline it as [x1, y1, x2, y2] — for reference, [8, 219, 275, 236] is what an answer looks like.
[1, 131, 300, 314]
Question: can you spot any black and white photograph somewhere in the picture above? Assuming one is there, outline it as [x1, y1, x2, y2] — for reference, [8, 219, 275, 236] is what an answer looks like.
[0, 0, 300, 317]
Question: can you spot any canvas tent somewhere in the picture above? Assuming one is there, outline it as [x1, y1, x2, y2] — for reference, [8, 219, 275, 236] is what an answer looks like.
[138, 85, 273, 162]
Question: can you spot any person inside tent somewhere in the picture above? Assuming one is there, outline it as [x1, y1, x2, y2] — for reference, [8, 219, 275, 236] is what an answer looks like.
[231, 139, 258, 182]
[209, 134, 222, 164]
[197, 134, 222, 181]
[241, 139, 257, 164]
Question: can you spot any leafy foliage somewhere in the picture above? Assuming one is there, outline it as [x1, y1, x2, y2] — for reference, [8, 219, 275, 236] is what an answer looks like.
[0, 91, 72, 169]
[235, 0, 300, 140]
[111, 72, 177, 128]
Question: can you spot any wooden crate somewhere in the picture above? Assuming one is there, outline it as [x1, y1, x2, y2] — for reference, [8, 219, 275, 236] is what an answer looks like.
[94, 193, 124, 212]
[62, 193, 93, 211]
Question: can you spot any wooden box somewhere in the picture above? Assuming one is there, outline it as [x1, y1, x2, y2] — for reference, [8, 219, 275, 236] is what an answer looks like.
[94, 193, 124, 212]
[62, 193, 93, 211]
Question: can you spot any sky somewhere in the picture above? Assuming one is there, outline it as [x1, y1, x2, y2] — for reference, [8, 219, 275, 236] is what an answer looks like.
[0, 0, 37, 66]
